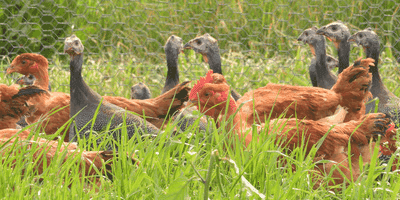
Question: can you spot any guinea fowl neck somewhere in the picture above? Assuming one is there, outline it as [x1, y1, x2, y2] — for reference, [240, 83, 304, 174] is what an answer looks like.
[69, 53, 102, 109]
[337, 37, 350, 74]
[164, 52, 180, 91]
[313, 39, 330, 82]
[206, 48, 222, 74]
[365, 42, 381, 83]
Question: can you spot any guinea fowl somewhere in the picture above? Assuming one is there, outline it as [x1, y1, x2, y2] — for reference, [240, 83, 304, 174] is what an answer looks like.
[7, 53, 190, 133]
[129, 35, 183, 100]
[190, 58, 373, 127]
[161, 35, 184, 94]
[189, 70, 391, 187]
[183, 33, 242, 101]
[0, 84, 48, 129]
[316, 21, 351, 74]
[348, 28, 400, 125]
[64, 34, 159, 148]
[130, 82, 151, 100]
[16, 74, 52, 91]
[298, 26, 338, 89]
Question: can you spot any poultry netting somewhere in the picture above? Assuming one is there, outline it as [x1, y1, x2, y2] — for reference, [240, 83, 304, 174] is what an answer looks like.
[0, 0, 399, 98]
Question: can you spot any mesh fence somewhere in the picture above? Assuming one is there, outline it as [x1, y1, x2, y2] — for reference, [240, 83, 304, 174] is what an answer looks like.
[1, 0, 399, 96]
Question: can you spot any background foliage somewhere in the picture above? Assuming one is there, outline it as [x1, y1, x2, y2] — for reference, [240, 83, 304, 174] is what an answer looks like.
[0, 0, 399, 62]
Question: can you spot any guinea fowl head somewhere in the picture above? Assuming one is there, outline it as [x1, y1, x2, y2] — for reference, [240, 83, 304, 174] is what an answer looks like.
[316, 21, 350, 47]
[297, 26, 326, 56]
[189, 70, 236, 118]
[64, 34, 84, 56]
[131, 82, 152, 100]
[16, 74, 36, 86]
[165, 35, 184, 57]
[183, 33, 219, 64]
[326, 55, 339, 70]
[348, 28, 380, 49]
[7, 53, 48, 76]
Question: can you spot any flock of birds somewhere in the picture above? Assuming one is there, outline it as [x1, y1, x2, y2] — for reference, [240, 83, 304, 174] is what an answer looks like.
[0, 21, 399, 189]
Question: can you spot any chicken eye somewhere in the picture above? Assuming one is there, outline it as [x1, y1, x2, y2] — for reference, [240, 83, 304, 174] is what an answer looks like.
[22, 60, 26, 64]
[327, 57, 331, 62]
[196, 40, 202, 45]
[358, 34, 363, 38]
[331, 26, 337, 31]
[75, 41, 79, 46]
[305, 32, 308, 37]
[204, 92, 209, 97]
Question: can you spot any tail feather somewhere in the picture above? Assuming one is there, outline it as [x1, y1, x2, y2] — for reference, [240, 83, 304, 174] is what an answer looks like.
[331, 58, 373, 113]
[152, 81, 191, 116]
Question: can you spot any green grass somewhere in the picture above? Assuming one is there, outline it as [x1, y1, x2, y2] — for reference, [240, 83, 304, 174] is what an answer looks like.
[0, 45, 400, 199]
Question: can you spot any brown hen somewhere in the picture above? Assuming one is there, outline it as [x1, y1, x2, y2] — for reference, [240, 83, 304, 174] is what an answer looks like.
[189, 70, 391, 187]
[0, 129, 138, 187]
[0, 84, 48, 129]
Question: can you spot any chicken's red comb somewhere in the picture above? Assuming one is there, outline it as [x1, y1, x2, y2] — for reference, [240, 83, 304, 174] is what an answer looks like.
[189, 70, 214, 100]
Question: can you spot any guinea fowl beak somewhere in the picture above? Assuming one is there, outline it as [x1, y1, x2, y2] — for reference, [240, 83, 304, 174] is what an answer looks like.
[64, 34, 84, 55]
[347, 35, 356, 43]
[183, 42, 192, 50]
[316, 27, 326, 35]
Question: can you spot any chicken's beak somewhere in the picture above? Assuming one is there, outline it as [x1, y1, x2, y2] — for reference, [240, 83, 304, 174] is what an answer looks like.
[183, 42, 192, 50]
[6, 67, 14, 74]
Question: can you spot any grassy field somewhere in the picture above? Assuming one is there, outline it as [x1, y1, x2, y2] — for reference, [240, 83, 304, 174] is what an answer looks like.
[0, 43, 400, 199]
[1, 1, 400, 198]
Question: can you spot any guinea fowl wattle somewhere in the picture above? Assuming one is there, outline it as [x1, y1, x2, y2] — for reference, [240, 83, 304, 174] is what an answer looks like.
[348, 28, 400, 125]
[298, 26, 338, 89]
[64, 34, 159, 148]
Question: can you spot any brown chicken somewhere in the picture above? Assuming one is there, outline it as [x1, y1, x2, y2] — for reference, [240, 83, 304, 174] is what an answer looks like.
[189, 70, 391, 187]
[0, 84, 48, 129]
[379, 124, 399, 172]
[0, 128, 137, 187]
[190, 58, 373, 128]
[7, 53, 190, 136]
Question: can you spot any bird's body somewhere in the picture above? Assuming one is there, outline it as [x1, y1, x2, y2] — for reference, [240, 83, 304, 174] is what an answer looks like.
[65, 35, 159, 148]
[189, 70, 391, 187]
[348, 28, 400, 126]
[0, 84, 48, 130]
